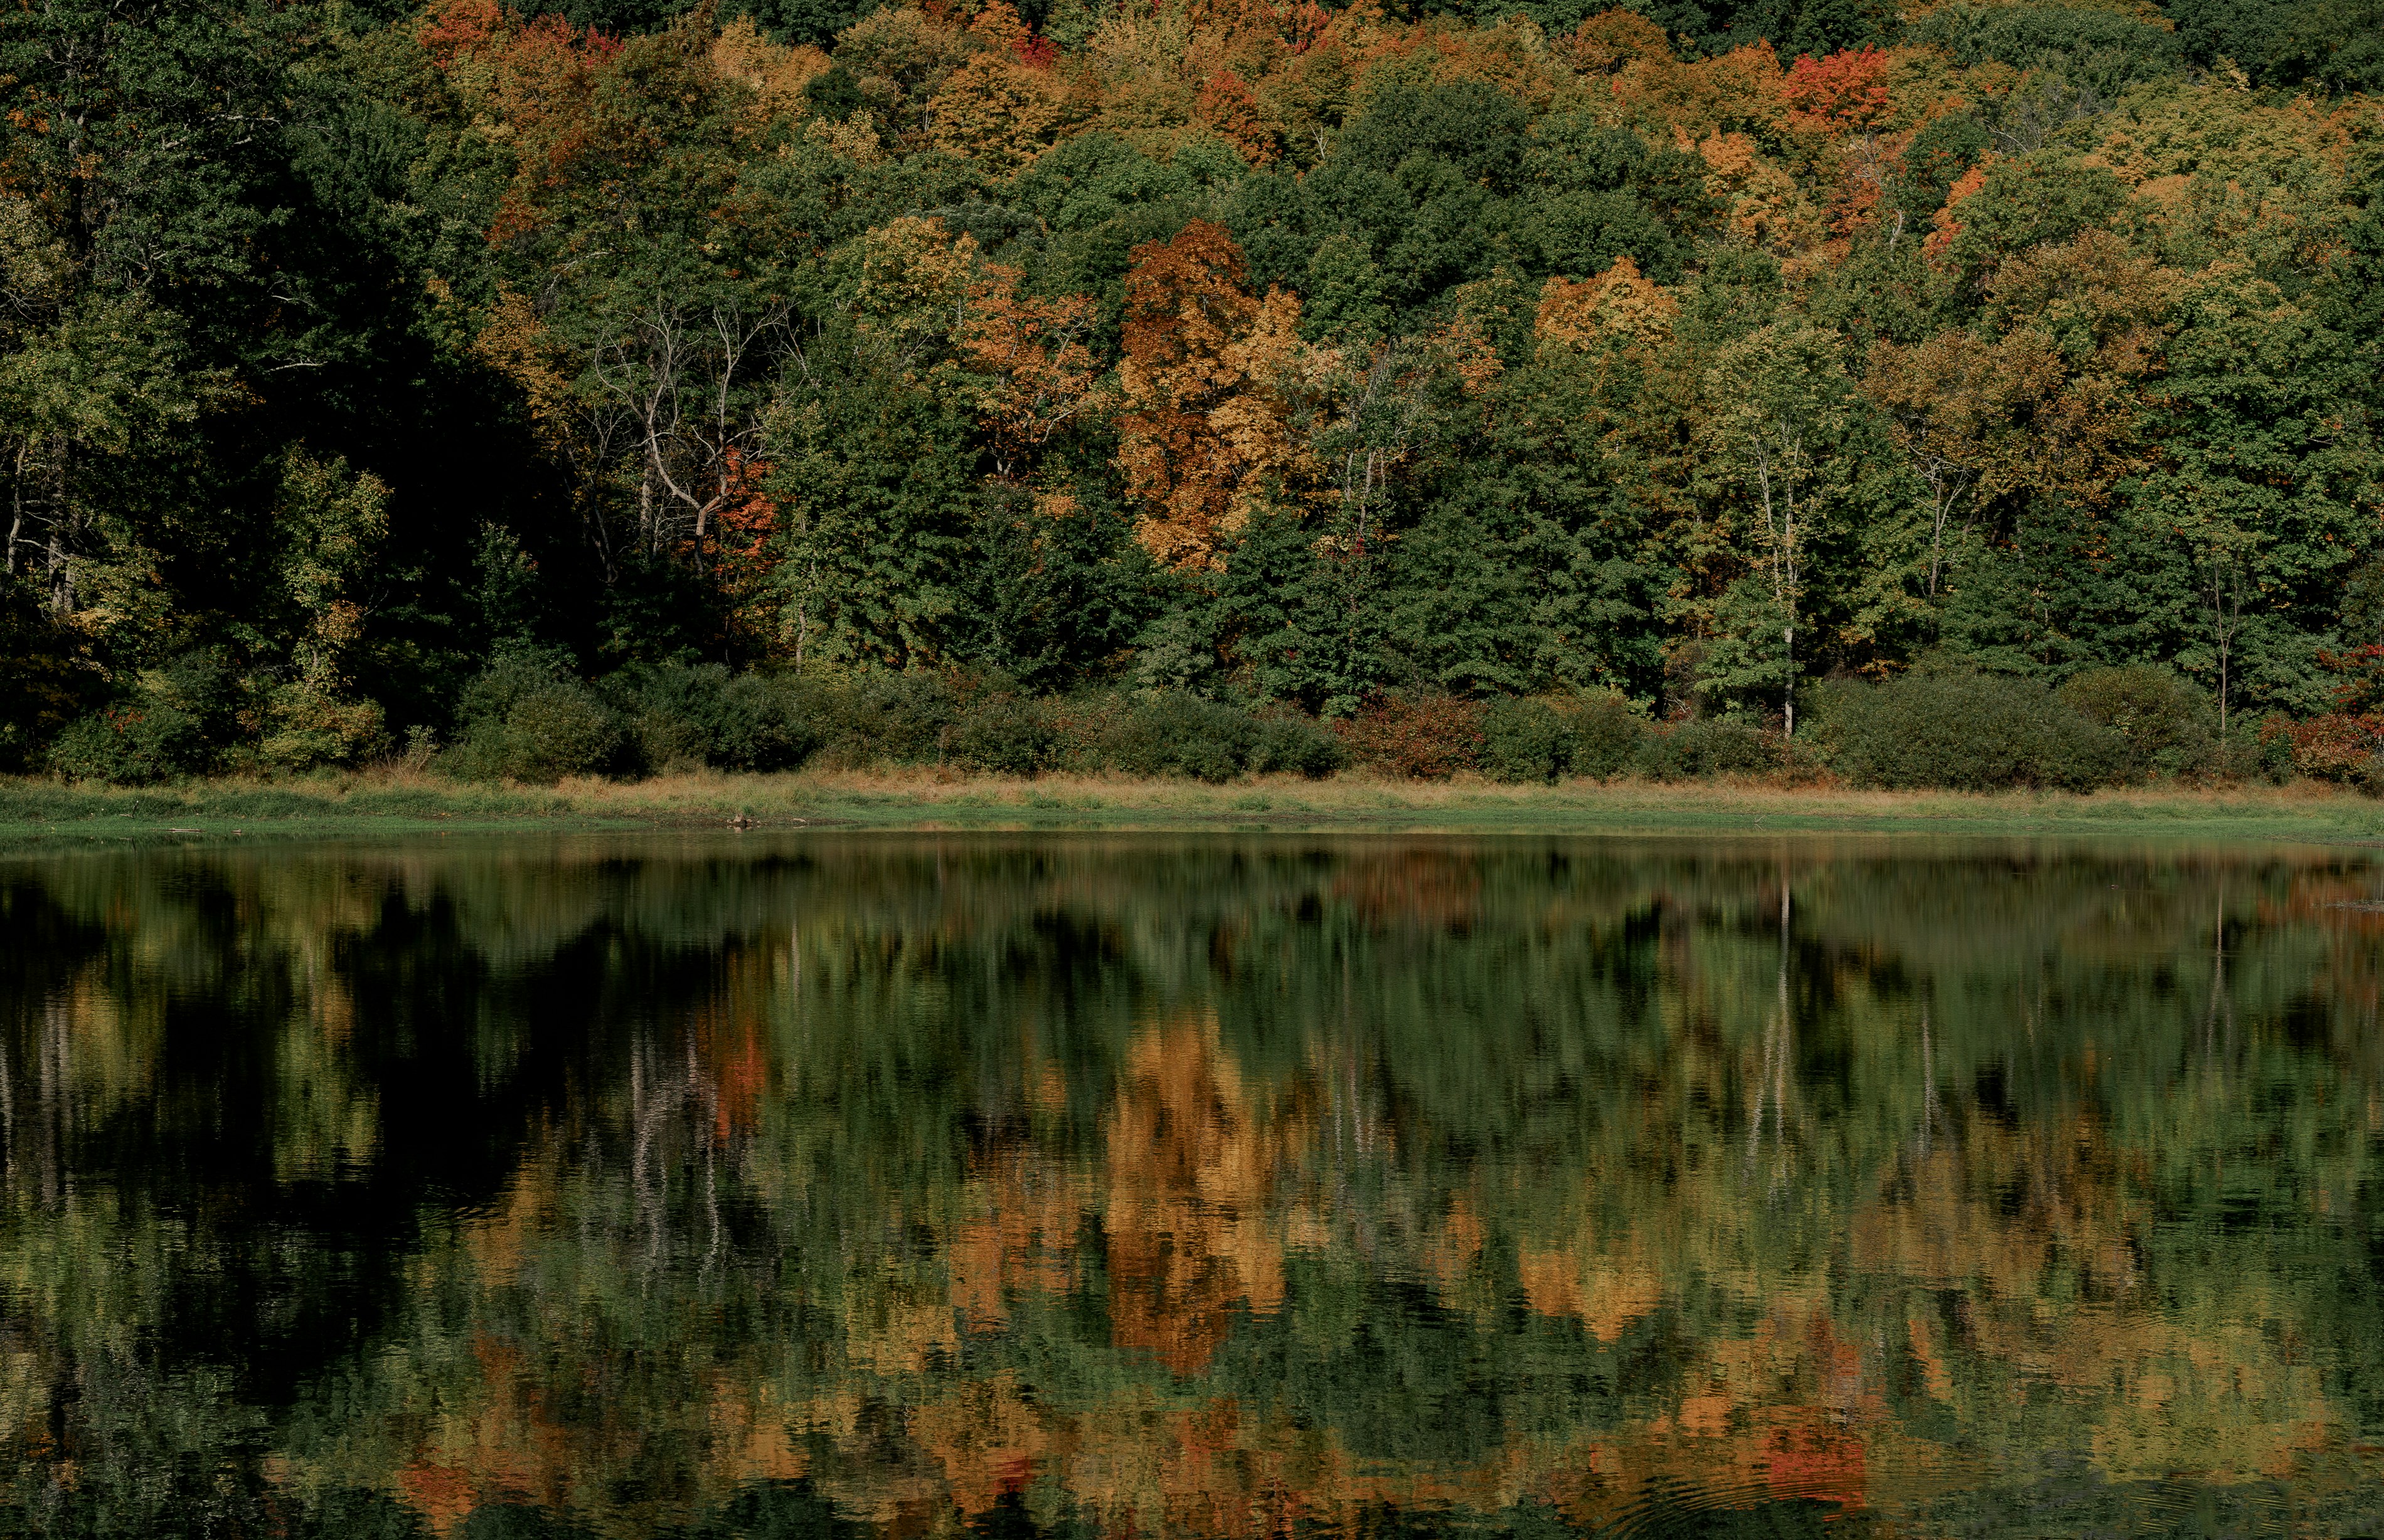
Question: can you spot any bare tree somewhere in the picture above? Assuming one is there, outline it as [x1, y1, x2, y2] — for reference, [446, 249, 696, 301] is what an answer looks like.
[584, 291, 791, 575]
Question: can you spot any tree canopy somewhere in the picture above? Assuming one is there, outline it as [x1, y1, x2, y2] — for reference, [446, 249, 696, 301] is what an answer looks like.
[1, 0, 2380, 770]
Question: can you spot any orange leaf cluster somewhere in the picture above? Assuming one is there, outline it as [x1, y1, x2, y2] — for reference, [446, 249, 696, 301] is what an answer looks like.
[1115, 221, 1319, 571]
[417, 0, 622, 242]
[1194, 70, 1277, 165]
[956, 265, 1105, 480]
[1333, 694, 1489, 779]
[1922, 156, 1992, 263]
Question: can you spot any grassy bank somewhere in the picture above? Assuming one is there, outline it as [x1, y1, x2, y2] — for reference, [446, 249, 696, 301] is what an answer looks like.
[5, 769, 2384, 846]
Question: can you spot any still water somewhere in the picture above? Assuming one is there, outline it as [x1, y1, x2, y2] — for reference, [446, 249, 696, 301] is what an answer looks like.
[3, 834, 2382, 1538]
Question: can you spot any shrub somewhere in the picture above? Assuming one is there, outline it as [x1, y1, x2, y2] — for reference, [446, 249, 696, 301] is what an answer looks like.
[46, 651, 238, 785]
[447, 645, 625, 783]
[807, 671, 961, 766]
[713, 673, 817, 772]
[1828, 667, 2124, 791]
[1633, 718, 1779, 780]
[1050, 693, 1341, 780]
[1335, 694, 1486, 780]
[618, 664, 719, 771]
[2318, 644, 2384, 713]
[616, 664, 817, 773]
[2055, 666, 2216, 781]
[1478, 693, 1648, 783]
[50, 708, 205, 785]
[949, 691, 1055, 774]
[2266, 711, 2384, 787]
[257, 676, 387, 772]
[1087, 692, 1259, 780]
[1559, 691, 1647, 778]
[504, 687, 624, 781]
[1248, 708, 1345, 778]
[1481, 698, 1570, 784]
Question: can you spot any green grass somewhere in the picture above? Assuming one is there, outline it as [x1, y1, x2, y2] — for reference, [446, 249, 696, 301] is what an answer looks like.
[4, 768, 2384, 847]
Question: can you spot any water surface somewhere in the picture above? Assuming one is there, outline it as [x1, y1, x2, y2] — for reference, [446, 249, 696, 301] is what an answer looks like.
[3, 834, 2381, 1538]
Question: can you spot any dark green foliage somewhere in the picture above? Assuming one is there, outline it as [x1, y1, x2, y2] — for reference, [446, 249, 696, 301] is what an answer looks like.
[1632, 718, 1779, 781]
[804, 672, 961, 766]
[553, 0, 689, 35]
[741, 0, 890, 47]
[1561, 691, 1649, 778]
[950, 487, 1167, 693]
[1481, 698, 1573, 783]
[2055, 666, 2218, 781]
[949, 689, 1056, 774]
[46, 652, 240, 785]
[1201, 511, 1386, 716]
[2262, 0, 2384, 92]
[1230, 79, 1529, 334]
[2168, 0, 2384, 92]
[447, 647, 626, 783]
[1011, 134, 1204, 233]
[1939, 156, 2129, 278]
[803, 62, 866, 115]
[1475, 688, 1654, 783]
[614, 664, 820, 773]
[1427, 372, 1668, 708]
[1908, 4, 2185, 94]
[0, 583, 87, 774]
[473, 524, 548, 649]
[1824, 668, 2124, 790]
[1080, 691, 1260, 781]
[1518, 117, 1716, 285]
[712, 674, 823, 772]
[1748, 0, 1898, 56]
[1058, 693, 1344, 780]
[2164, 0, 2285, 76]
[1627, 0, 1894, 58]
[767, 347, 985, 672]
[1247, 709, 1348, 777]
[1008, 133, 1220, 338]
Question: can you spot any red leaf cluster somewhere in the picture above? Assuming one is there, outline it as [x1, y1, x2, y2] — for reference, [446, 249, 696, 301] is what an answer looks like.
[2263, 711, 2384, 784]
[1333, 695, 1487, 780]
[1780, 45, 1892, 132]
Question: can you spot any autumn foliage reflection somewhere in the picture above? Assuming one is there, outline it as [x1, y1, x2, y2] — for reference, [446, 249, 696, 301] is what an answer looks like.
[5, 840, 2384, 1537]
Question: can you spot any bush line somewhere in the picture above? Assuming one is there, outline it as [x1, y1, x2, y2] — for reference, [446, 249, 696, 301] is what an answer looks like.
[45, 649, 2384, 793]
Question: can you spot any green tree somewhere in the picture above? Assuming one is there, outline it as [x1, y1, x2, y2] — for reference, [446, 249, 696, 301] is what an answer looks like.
[1695, 323, 1863, 732]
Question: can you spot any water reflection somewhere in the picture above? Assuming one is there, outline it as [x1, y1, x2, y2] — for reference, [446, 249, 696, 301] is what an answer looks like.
[1, 835, 2381, 1538]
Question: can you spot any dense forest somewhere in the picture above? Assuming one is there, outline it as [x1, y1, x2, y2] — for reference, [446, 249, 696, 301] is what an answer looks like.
[1, 0, 2380, 783]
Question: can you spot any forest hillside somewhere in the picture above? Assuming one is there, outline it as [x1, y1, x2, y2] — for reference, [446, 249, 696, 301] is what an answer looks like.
[1, 0, 2380, 786]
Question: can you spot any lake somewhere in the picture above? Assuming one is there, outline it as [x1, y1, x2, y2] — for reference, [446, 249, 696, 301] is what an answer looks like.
[2, 834, 2380, 1538]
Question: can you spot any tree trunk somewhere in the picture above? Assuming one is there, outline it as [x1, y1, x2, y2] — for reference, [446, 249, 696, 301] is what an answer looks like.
[43, 435, 72, 617]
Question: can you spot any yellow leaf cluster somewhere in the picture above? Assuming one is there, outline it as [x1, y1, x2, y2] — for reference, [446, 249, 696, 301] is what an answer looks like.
[1534, 254, 1680, 355]
[708, 14, 830, 124]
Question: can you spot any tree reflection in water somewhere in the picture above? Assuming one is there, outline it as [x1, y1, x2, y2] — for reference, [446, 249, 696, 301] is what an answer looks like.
[1, 834, 2380, 1537]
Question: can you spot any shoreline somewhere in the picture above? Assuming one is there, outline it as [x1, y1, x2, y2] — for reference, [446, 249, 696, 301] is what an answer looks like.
[4, 770, 2384, 847]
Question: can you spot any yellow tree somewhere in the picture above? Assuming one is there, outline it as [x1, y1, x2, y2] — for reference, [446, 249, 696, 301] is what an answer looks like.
[1114, 221, 1323, 570]
[927, 3, 1069, 173]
